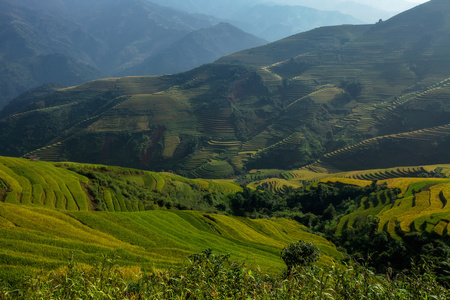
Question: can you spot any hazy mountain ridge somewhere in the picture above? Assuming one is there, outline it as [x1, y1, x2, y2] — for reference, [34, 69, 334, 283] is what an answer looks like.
[121, 22, 267, 76]
[149, 0, 364, 41]
[0, 0, 265, 109]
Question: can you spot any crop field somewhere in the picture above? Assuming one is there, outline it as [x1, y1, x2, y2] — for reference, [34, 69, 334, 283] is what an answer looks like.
[197, 108, 236, 137]
[243, 164, 450, 239]
[193, 179, 241, 195]
[190, 160, 235, 179]
[308, 86, 343, 104]
[339, 166, 430, 181]
[301, 123, 450, 173]
[0, 202, 342, 281]
[183, 150, 212, 170]
[241, 130, 277, 152]
[87, 94, 196, 134]
[374, 77, 450, 116]
[0, 157, 89, 211]
[162, 135, 181, 158]
[115, 76, 175, 95]
[249, 178, 301, 194]
[332, 177, 450, 238]
[0, 157, 245, 213]
[256, 67, 283, 93]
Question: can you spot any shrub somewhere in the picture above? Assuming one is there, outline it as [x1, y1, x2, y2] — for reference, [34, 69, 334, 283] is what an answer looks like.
[281, 240, 320, 271]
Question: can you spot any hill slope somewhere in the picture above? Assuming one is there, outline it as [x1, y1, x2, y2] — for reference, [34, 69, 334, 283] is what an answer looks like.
[0, 156, 341, 279]
[1, 0, 450, 177]
[0, 156, 241, 212]
[0, 202, 341, 279]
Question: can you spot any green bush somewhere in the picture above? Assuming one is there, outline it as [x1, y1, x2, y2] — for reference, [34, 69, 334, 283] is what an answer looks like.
[281, 240, 320, 270]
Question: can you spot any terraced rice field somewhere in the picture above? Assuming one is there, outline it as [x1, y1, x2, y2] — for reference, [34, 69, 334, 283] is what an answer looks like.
[163, 135, 181, 158]
[341, 166, 428, 181]
[241, 130, 276, 152]
[240, 130, 303, 165]
[257, 67, 283, 93]
[374, 77, 450, 115]
[0, 157, 89, 211]
[308, 86, 343, 104]
[191, 160, 235, 179]
[334, 177, 450, 238]
[302, 123, 450, 173]
[249, 178, 301, 194]
[0, 203, 342, 279]
[183, 150, 212, 171]
[283, 169, 329, 182]
[245, 164, 450, 239]
[0, 157, 245, 212]
[194, 179, 242, 195]
[88, 94, 196, 133]
[197, 108, 235, 137]
[206, 140, 241, 157]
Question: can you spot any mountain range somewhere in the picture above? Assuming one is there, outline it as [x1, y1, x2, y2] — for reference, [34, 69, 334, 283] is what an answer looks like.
[0, 0, 379, 111]
[1, 0, 449, 179]
[149, 0, 364, 41]
[0, 0, 266, 109]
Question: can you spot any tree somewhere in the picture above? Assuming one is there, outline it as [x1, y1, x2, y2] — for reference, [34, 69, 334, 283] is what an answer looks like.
[322, 204, 336, 221]
[339, 79, 363, 99]
[281, 241, 320, 271]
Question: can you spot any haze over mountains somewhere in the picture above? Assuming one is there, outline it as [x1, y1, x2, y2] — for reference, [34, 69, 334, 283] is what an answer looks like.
[149, 0, 363, 41]
[1, 0, 449, 178]
[0, 0, 265, 109]
[148, 0, 427, 37]
[0, 0, 401, 110]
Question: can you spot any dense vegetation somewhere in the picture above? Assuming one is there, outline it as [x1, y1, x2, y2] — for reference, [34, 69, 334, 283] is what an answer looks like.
[228, 173, 450, 286]
[1, 249, 449, 299]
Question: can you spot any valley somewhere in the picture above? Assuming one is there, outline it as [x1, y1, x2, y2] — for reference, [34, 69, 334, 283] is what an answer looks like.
[2, 0, 450, 297]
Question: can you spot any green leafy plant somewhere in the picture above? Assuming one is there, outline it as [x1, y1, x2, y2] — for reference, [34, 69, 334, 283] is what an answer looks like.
[281, 240, 320, 271]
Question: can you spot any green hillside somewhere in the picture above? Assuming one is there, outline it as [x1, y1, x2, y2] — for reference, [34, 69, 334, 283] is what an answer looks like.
[0, 202, 341, 280]
[0, 156, 242, 213]
[2, 1, 450, 178]
[243, 163, 450, 241]
[0, 155, 342, 280]
[4, 156, 450, 289]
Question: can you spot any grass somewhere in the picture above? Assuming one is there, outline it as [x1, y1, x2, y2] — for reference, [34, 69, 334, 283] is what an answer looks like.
[2, 246, 448, 299]
[0, 202, 341, 277]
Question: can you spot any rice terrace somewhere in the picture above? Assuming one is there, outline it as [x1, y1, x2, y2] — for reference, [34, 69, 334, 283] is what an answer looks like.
[3, 0, 450, 298]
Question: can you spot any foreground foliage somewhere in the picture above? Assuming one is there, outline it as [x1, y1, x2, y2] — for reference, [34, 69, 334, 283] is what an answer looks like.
[1, 250, 449, 299]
